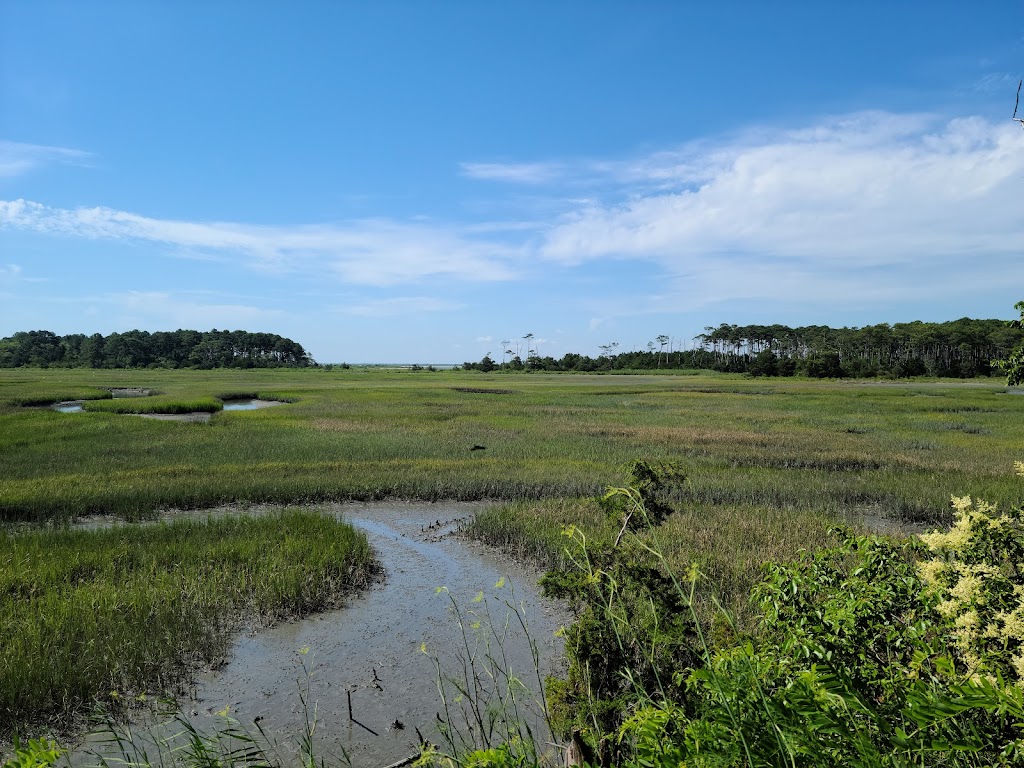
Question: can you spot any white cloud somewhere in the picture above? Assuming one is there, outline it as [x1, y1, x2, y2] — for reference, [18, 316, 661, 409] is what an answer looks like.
[332, 296, 462, 317]
[0, 140, 92, 178]
[0, 199, 522, 286]
[537, 113, 1024, 292]
[461, 111, 1024, 318]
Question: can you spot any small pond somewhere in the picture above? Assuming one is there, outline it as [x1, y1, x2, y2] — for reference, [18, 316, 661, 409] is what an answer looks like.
[53, 402, 84, 413]
[221, 399, 285, 411]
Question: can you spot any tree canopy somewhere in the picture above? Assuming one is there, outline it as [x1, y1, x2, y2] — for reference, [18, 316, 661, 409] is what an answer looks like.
[463, 316, 1024, 379]
[0, 329, 314, 369]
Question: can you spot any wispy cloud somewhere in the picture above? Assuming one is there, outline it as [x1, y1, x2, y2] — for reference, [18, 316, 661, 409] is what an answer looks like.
[332, 296, 462, 317]
[0, 200, 522, 286]
[0, 140, 93, 178]
[460, 161, 565, 184]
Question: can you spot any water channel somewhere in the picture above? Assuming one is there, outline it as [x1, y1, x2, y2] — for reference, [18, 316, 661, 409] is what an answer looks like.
[72, 503, 568, 767]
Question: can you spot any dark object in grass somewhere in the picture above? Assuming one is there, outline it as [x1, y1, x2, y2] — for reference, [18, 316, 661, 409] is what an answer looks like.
[470, 444, 487, 451]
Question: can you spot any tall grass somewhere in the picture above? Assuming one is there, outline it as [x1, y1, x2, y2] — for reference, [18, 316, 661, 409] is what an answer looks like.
[0, 510, 377, 737]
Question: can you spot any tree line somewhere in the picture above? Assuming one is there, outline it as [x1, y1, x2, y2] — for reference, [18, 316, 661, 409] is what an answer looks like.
[0, 329, 314, 369]
[463, 317, 1024, 378]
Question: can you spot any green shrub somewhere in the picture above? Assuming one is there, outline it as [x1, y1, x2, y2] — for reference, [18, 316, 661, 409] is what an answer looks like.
[541, 462, 1024, 767]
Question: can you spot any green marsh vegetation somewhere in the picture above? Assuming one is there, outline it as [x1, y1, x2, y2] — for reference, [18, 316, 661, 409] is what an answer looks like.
[3, 366, 1024, 761]
[0, 510, 377, 738]
[1, 368, 1021, 524]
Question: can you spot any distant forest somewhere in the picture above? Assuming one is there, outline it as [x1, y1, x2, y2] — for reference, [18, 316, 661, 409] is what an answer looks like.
[464, 318, 1024, 378]
[0, 329, 314, 369]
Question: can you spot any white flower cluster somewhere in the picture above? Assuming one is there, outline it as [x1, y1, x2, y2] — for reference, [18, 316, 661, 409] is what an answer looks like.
[918, 464, 1024, 684]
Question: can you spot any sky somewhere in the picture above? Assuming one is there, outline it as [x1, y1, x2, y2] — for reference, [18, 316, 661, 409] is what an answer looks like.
[1, 2, 1022, 364]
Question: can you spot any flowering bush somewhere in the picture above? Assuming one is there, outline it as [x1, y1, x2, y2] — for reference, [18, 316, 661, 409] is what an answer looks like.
[918, 462, 1024, 684]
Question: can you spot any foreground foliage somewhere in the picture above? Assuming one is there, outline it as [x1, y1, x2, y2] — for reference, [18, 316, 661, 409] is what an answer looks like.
[538, 462, 1024, 767]
[0, 510, 377, 737]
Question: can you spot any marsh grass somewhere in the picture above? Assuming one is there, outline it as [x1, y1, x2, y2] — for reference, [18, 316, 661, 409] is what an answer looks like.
[2, 370, 1021, 525]
[0, 510, 377, 737]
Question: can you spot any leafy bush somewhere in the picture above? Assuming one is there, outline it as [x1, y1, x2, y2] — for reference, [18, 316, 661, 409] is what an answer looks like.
[538, 461, 1024, 767]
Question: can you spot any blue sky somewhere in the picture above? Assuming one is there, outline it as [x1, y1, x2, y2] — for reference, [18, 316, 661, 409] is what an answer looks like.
[1, 2, 1022, 364]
